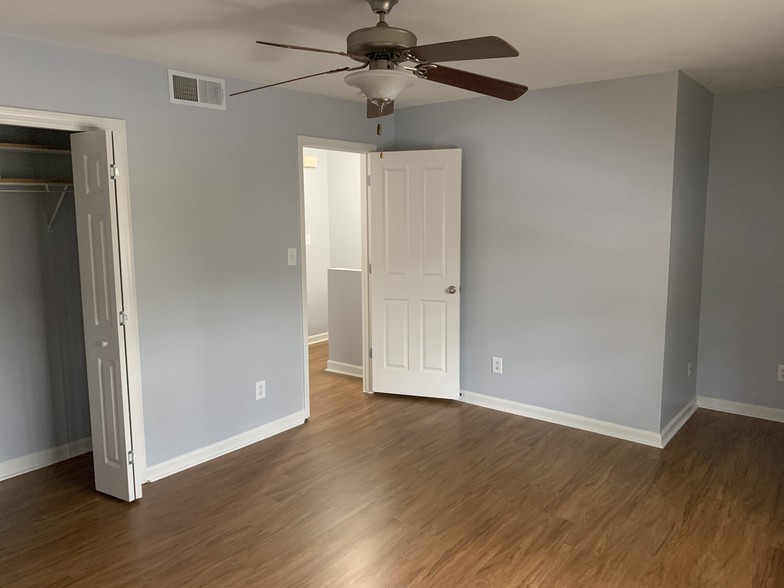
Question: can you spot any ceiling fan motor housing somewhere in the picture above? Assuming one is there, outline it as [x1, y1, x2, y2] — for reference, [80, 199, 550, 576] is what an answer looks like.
[347, 23, 417, 64]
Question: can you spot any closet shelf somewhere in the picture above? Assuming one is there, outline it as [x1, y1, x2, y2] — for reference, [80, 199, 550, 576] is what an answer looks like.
[0, 178, 72, 185]
[0, 142, 71, 155]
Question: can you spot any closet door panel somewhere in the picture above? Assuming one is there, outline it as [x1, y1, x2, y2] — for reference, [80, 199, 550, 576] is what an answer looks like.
[72, 130, 136, 502]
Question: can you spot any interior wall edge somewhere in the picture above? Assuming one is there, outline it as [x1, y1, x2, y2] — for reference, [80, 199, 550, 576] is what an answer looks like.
[0, 437, 92, 482]
[308, 332, 329, 345]
[325, 361, 363, 378]
[461, 390, 664, 448]
[659, 397, 697, 448]
[696, 396, 784, 424]
[145, 410, 306, 483]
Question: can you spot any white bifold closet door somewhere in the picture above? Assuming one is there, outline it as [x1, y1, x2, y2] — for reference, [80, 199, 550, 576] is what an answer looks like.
[71, 130, 137, 502]
[368, 149, 462, 400]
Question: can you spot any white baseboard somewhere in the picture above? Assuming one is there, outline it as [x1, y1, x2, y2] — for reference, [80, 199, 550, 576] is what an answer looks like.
[0, 437, 92, 482]
[697, 396, 784, 424]
[145, 411, 306, 482]
[660, 399, 697, 447]
[461, 390, 663, 448]
[308, 333, 329, 345]
[326, 360, 363, 378]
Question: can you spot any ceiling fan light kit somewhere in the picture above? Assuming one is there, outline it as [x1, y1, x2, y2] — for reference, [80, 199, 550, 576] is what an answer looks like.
[231, 0, 528, 115]
[345, 68, 415, 104]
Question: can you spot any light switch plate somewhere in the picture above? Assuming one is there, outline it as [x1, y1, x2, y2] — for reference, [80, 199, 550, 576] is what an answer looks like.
[778, 365, 784, 382]
[287, 248, 297, 266]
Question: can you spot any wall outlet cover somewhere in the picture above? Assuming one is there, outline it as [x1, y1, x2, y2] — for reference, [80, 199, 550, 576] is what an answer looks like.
[256, 380, 266, 400]
[492, 356, 503, 374]
[778, 365, 784, 382]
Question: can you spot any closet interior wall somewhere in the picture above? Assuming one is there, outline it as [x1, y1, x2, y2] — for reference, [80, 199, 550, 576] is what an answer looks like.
[0, 124, 90, 473]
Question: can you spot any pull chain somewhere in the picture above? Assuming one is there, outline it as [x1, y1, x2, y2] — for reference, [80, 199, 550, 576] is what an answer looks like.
[376, 100, 385, 159]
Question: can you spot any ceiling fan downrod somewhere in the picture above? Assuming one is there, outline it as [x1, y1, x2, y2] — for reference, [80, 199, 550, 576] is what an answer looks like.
[367, 0, 399, 17]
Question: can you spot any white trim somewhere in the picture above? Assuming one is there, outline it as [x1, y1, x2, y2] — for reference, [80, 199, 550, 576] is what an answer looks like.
[461, 390, 663, 448]
[697, 396, 784, 424]
[0, 438, 92, 482]
[308, 332, 329, 345]
[297, 136, 376, 419]
[0, 105, 147, 499]
[146, 411, 306, 482]
[326, 361, 363, 378]
[660, 399, 697, 447]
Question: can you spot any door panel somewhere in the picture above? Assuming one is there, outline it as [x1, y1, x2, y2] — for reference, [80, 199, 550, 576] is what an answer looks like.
[384, 299, 409, 369]
[369, 149, 462, 399]
[421, 300, 447, 372]
[71, 130, 136, 502]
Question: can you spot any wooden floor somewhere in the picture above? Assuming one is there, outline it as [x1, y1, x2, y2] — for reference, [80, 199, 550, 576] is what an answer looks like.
[2, 342, 783, 587]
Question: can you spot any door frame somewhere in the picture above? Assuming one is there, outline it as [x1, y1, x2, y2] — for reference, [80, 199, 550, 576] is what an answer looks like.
[0, 105, 147, 495]
[297, 136, 376, 418]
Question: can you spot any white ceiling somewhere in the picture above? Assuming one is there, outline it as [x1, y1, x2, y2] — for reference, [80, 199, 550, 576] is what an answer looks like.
[1, 0, 783, 106]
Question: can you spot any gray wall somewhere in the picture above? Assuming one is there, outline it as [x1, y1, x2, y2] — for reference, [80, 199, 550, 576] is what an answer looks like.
[0, 194, 55, 461]
[303, 148, 361, 339]
[697, 87, 784, 409]
[0, 34, 378, 466]
[396, 73, 680, 432]
[327, 151, 362, 270]
[327, 269, 363, 367]
[660, 74, 713, 427]
[39, 193, 91, 448]
[303, 148, 331, 337]
[0, 122, 89, 464]
[0, 191, 88, 463]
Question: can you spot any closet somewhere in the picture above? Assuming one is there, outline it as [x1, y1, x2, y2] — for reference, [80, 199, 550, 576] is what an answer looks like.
[0, 124, 91, 480]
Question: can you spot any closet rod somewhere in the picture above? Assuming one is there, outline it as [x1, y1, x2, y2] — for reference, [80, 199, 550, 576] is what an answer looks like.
[47, 185, 72, 233]
[0, 188, 74, 194]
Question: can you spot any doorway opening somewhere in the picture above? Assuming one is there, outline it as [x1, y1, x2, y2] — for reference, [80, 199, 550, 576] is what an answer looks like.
[0, 107, 145, 502]
[298, 137, 375, 418]
[0, 124, 91, 479]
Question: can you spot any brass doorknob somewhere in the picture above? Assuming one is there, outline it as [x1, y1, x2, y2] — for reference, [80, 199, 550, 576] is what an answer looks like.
[446, 286, 457, 294]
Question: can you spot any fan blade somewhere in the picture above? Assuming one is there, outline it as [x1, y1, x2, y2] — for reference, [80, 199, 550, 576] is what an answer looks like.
[367, 100, 395, 118]
[408, 36, 518, 63]
[418, 65, 527, 101]
[230, 64, 367, 97]
[256, 40, 364, 60]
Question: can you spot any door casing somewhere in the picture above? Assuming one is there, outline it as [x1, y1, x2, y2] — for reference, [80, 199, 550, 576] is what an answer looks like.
[0, 105, 146, 497]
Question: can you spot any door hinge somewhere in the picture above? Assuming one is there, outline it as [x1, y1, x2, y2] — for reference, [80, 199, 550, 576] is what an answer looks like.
[368, 263, 372, 274]
[119, 310, 128, 326]
[128, 450, 135, 465]
[367, 174, 371, 187]
[369, 348, 373, 359]
[110, 164, 120, 180]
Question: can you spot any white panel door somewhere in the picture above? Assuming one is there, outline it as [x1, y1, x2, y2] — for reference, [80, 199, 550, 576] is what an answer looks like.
[71, 130, 137, 502]
[369, 149, 462, 399]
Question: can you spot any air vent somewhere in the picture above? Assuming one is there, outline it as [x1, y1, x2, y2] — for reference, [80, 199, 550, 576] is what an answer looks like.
[168, 70, 226, 111]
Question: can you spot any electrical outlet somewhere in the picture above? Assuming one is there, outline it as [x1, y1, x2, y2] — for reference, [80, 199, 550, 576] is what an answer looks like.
[255, 380, 266, 400]
[492, 356, 503, 374]
[778, 365, 784, 382]
[687, 362, 693, 378]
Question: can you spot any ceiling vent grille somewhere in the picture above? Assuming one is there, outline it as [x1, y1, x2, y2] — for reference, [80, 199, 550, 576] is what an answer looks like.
[168, 70, 226, 110]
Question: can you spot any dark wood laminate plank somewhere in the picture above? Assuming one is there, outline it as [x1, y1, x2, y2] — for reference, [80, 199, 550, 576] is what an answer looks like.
[1, 341, 782, 587]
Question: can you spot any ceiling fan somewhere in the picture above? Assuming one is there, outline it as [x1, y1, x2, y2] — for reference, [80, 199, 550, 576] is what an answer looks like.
[231, 0, 528, 118]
